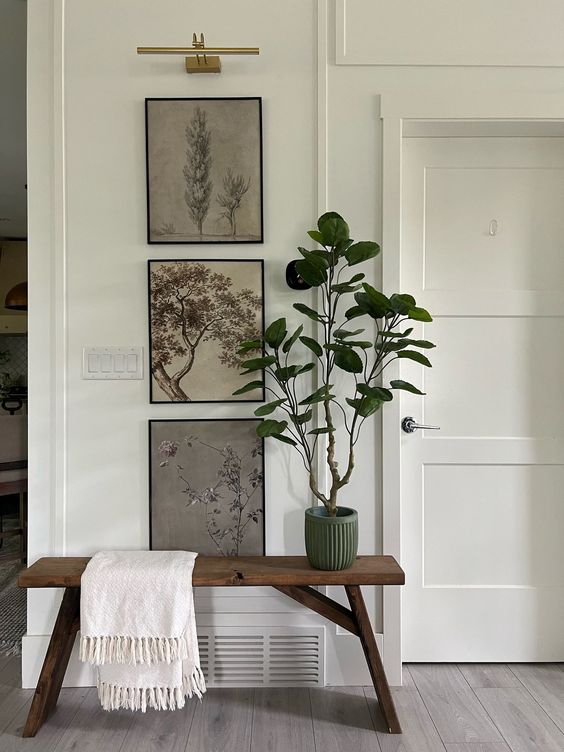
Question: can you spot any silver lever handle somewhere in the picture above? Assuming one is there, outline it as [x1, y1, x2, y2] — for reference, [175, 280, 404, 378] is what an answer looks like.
[401, 416, 441, 434]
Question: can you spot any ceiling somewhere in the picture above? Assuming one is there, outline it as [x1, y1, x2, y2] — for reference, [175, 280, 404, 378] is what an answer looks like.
[0, 0, 27, 239]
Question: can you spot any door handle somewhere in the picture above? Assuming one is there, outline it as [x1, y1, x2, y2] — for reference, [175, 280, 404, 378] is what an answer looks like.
[401, 416, 441, 434]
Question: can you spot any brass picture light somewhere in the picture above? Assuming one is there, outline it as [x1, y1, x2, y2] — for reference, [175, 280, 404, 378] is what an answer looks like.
[137, 32, 259, 74]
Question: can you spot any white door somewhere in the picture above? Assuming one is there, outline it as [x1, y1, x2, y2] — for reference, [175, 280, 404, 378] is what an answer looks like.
[400, 134, 564, 661]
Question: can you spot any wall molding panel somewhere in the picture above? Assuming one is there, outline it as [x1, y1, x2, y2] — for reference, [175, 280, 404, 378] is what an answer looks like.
[336, 0, 564, 67]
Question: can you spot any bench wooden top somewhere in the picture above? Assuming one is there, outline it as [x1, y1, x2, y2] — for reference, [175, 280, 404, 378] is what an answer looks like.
[18, 555, 404, 588]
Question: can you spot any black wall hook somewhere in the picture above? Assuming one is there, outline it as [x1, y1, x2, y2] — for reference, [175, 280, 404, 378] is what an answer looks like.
[285, 260, 312, 291]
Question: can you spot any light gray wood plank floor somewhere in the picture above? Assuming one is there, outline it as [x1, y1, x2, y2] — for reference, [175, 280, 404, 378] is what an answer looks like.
[1, 656, 564, 752]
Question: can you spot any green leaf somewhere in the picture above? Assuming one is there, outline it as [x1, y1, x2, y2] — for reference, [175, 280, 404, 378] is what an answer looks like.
[317, 211, 350, 246]
[334, 328, 365, 339]
[388, 293, 413, 315]
[264, 318, 287, 349]
[256, 419, 288, 438]
[345, 241, 381, 266]
[357, 384, 393, 401]
[275, 365, 301, 381]
[237, 338, 262, 354]
[297, 247, 329, 268]
[355, 293, 386, 319]
[240, 355, 276, 371]
[401, 338, 435, 349]
[300, 385, 334, 405]
[344, 340, 373, 349]
[272, 433, 297, 446]
[334, 348, 363, 373]
[307, 229, 325, 244]
[362, 284, 392, 314]
[396, 350, 432, 367]
[293, 303, 324, 323]
[346, 396, 383, 418]
[282, 324, 304, 354]
[232, 380, 264, 395]
[310, 249, 333, 264]
[254, 399, 287, 416]
[382, 340, 409, 353]
[331, 282, 362, 294]
[334, 238, 355, 256]
[390, 379, 425, 395]
[299, 336, 323, 357]
[344, 305, 366, 320]
[298, 362, 315, 375]
[380, 328, 413, 339]
[408, 306, 433, 322]
[307, 427, 336, 435]
[291, 409, 313, 425]
[295, 257, 328, 287]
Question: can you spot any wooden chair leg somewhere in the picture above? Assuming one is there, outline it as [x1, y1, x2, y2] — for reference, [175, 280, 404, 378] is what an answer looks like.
[23, 587, 81, 737]
[345, 584, 402, 734]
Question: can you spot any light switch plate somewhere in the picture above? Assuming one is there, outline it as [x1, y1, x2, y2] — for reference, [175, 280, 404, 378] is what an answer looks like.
[82, 346, 143, 380]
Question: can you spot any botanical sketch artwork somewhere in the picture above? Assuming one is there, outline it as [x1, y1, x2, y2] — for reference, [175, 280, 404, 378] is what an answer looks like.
[146, 98, 263, 243]
[150, 420, 265, 556]
[148, 259, 264, 403]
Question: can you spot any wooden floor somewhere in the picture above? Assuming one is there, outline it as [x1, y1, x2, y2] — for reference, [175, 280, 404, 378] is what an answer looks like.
[2, 655, 564, 751]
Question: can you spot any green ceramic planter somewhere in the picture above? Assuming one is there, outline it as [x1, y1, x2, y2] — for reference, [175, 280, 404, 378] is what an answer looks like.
[304, 506, 358, 570]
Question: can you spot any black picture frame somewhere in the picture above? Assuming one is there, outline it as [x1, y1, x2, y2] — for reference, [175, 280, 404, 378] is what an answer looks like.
[148, 418, 266, 556]
[148, 258, 265, 404]
[145, 97, 264, 244]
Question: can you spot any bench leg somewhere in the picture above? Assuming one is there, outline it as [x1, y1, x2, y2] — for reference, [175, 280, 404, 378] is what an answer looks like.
[345, 585, 402, 734]
[23, 587, 80, 737]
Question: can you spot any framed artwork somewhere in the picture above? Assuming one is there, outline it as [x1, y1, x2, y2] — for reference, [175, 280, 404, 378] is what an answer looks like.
[149, 419, 265, 556]
[145, 97, 263, 244]
[148, 259, 264, 403]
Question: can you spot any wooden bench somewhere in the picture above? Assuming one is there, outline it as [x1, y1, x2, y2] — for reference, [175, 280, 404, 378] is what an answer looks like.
[18, 555, 405, 737]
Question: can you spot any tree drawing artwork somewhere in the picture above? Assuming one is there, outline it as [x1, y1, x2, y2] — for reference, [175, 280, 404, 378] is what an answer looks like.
[150, 262, 262, 401]
[158, 435, 263, 557]
[183, 107, 212, 237]
[217, 168, 251, 237]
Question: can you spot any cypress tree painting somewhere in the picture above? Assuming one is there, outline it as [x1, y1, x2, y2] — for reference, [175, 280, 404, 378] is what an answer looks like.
[146, 98, 263, 244]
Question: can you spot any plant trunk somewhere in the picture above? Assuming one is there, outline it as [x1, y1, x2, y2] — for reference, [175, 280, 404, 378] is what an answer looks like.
[152, 362, 190, 401]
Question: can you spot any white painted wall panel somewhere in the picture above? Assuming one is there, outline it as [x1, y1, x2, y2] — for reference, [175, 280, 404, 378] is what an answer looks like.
[337, 0, 564, 67]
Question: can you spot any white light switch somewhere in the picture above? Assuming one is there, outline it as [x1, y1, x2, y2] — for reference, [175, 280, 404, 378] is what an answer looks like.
[82, 347, 143, 380]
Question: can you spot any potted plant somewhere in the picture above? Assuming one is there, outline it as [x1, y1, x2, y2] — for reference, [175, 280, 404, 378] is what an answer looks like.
[234, 212, 434, 570]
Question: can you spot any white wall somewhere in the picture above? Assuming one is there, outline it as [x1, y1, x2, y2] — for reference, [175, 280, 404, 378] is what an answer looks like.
[25, 0, 378, 689]
[26, 0, 564, 688]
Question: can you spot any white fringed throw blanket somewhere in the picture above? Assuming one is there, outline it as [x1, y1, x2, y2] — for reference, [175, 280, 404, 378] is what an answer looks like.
[79, 550, 206, 711]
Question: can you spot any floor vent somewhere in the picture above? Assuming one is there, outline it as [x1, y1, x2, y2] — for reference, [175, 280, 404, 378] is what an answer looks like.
[197, 626, 325, 687]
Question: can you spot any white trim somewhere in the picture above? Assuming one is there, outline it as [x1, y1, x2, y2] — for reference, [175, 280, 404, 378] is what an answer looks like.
[26, 0, 67, 564]
[381, 117, 403, 686]
[315, 0, 330, 496]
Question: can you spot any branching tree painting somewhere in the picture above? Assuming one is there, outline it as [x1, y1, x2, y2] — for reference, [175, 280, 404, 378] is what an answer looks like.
[157, 433, 263, 557]
[149, 261, 263, 402]
[217, 169, 251, 237]
[183, 107, 212, 237]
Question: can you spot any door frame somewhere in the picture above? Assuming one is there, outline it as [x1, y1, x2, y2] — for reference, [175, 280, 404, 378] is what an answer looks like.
[381, 91, 564, 685]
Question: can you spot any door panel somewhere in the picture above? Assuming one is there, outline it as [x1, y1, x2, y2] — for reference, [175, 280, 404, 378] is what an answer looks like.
[401, 137, 564, 661]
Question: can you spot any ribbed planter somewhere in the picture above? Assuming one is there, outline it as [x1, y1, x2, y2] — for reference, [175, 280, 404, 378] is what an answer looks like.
[304, 506, 358, 570]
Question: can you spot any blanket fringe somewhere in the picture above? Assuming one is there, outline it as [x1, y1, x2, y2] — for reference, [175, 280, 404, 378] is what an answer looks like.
[97, 666, 206, 712]
[79, 634, 191, 666]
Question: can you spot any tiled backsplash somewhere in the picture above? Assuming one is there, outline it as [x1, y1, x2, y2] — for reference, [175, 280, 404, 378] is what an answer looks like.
[0, 335, 27, 386]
